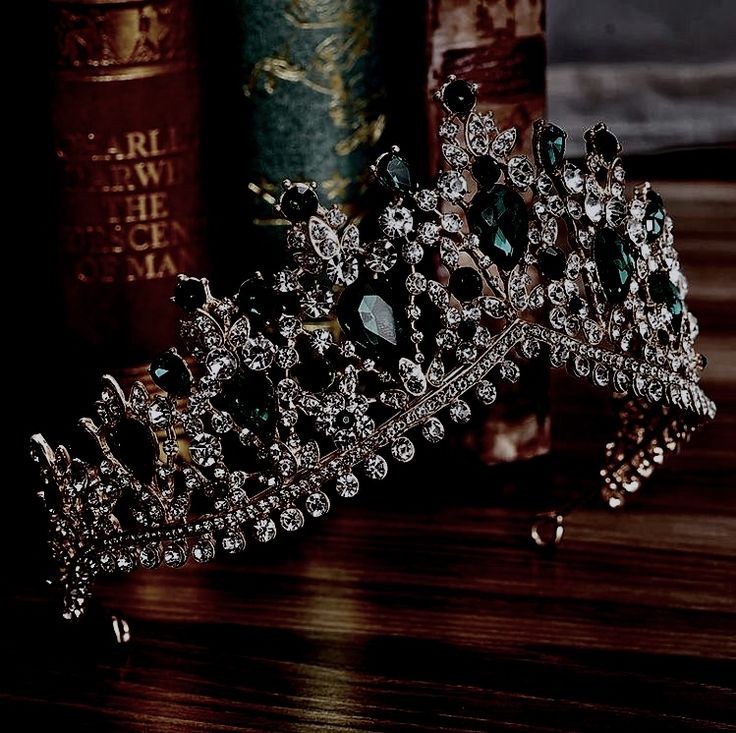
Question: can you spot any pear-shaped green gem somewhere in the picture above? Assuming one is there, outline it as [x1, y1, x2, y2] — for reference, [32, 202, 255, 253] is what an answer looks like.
[468, 185, 528, 271]
[594, 228, 634, 303]
[538, 123, 566, 171]
[376, 152, 412, 193]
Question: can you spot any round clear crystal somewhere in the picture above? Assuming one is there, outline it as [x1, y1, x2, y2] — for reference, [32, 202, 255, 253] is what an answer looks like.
[391, 436, 415, 463]
[305, 491, 330, 517]
[421, 417, 445, 443]
[280, 507, 305, 532]
[364, 454, 388, 480]
[449, 400, 471, 423]
[336, 473, 360, 498]
[253, 517, 277, 542]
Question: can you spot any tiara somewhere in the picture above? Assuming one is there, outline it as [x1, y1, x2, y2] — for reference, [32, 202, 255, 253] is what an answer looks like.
[31, 76, 715, 621]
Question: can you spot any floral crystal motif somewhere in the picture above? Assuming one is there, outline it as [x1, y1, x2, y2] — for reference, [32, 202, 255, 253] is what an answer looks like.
[31, 76, 715, 620]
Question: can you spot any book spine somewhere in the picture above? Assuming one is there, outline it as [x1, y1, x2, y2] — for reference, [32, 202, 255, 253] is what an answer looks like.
[48, 0, 206, 370]
[234, 0, 388, 255]
[427, 0, 550, 465]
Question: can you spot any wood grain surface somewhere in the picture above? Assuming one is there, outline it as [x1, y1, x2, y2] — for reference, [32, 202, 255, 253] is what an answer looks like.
[3, 180, 735, 732]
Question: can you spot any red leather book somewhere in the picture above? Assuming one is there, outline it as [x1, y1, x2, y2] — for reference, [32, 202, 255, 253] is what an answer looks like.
[49, 0, 206, 378]
[427, 0, 550, 464]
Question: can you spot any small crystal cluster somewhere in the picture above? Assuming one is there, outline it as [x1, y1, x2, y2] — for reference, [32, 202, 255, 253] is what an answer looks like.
[31, 75, 714, 620]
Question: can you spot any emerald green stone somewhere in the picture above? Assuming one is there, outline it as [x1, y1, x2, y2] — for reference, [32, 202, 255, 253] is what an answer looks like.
[538, 123, 566, 170]
[337, 279, 403, 360]
[594, 228, 634, 303]
[215, 371, 276, 436]
[468, 185, 528, 271]
[376, 152, 412, 193]
[644, 190, 665, 243]
[648, 272, 683, 331]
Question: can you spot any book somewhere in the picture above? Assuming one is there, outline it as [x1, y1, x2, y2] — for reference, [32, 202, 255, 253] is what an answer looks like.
[233, 0, 390, 266]
[48, 0, 207, 375]
[427, 0, 550, 465]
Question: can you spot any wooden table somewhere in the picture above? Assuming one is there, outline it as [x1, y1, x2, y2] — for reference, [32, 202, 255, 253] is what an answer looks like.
[3, 181, 735, 731]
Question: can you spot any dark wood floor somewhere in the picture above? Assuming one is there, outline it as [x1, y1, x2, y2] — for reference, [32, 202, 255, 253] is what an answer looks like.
[3, 180, 735, 732]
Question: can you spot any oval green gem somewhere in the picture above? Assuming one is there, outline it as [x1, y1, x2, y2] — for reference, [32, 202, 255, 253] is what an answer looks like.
[594, 228, 634, 303]
[468, 185, 528, 271]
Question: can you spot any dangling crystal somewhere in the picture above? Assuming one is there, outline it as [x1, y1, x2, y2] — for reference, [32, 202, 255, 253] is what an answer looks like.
[280, 507, 304, 532]
[254, 517, 277, 542]
[421, 417, 445, 443]
[448, 400, 471, 423]
[562, 163, 584, 194]
[363, 454, 388, 480]
[305, 491, 330, 517]
[499, 360, 521, 382]
[606, 198, 627, 227]
[585, 190, 603, 222]
[391, 437, 415, 463]
[476, 380, 498, 405]
[336, 473, 360, 498]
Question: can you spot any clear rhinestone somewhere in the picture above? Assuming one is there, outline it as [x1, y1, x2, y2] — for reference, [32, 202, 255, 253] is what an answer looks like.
[427, 280, 449, 308]
[189, 433, 221, 468]
[327, 256, 359, 286]
[275, 346, 299, 369]
[308, 216, 340, 259]
[441, 212, 463, 233]
[192, 538, 216, 563]
[398, 357, 427, 395]
[139, 543, 161, 569]
[466, 112, 490, 155]
[402, 240, 424, 264]
[280, 507, 304, 532]
[303, 287, 334, 319]
[591, 363, 609, 387]
[163, 542, 187, 568]
[253, 517, 277, 542]
[536, 174, 555, 196]
[363, 454, 388, 480]
[221, 529, 246, 553]
[241, 335, 276, 371]
[379, 205, 413, 237]
[567, 199, 583, 219]
[366, 239, 398, 273]
[584, 191, 603, 222]
[326, 206, 347, 228]
[606, 198, 627, 227]
[439, 119, 459, 139]
[391, 436, 415, 463]
[476, 380, 498, 405]
[507, 155, 534, 188]
[442, 142, 470, 168]
[309, 328, 333, 354]
[562, 163, 584, 193]
[491, 128, 517, 157]
[439, 238, 459, 268]
[437, 171, 468, 202]
[417, 221, 440, 245]
[415, 189, 438, 211]
[305, 491, 330, 517]
[630, 199, 646, 220]
[499, 360, 521, 382]
[336, 473, 360, 498]
[627, 218, 647, 245]
[406, 272, 427, 294]
[542, 218, 558, 245]
[449, 400, 471, 423]
[421, 417, 445, 443]
[148, 396, 173, 428]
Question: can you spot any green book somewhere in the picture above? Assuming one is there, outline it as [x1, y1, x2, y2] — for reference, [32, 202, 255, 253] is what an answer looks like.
[237, 0, 388, 244]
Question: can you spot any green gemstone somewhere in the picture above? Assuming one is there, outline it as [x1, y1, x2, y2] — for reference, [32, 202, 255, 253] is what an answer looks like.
[538, 123, 565, 170]
[594, 228, 634, 303]
[644, 190, 665, 243]
[648, 272, 683, 331]
[468, 185, 528, 271]
[337, 279, 403, 360]
[215, 371, 276, 437]
[376, 152, 412, 193]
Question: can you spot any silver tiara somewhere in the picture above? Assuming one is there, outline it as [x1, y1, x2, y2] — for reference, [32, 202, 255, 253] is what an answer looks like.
[31, 76, 715, 620]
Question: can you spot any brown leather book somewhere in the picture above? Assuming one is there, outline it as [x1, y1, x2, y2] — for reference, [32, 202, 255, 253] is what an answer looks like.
[48, 0, 206, 380]
[427, 0, 550, 465]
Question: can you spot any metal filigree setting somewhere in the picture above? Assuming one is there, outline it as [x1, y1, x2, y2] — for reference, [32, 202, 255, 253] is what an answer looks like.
[31, 76, 715, 619]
